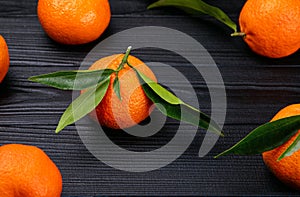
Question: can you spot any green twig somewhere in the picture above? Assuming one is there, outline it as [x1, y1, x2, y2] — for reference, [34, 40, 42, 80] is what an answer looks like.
[116, 46, 132, 72]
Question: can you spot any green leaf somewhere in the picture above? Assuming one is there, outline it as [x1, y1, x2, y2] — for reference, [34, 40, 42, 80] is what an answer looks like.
[142, 82, 223, 136]
[215, 115, 300, 158]
[55, 77, 110, 133]
[148, 0, 237, 32]
[113, 76, 122, 100]
[138, 72, 182, 105]
[29, 69, 114, 90]
[131, 66, 223, 136]
[278, 132, 300, 161]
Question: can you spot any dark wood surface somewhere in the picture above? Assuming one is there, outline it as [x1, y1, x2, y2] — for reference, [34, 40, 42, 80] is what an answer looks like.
[1, 0, 300, 196]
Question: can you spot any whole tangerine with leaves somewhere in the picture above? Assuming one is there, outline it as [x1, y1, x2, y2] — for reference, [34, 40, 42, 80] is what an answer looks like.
[235, 0, 300, 58]
[263, 104, 300, 190]
[0, 35, 9, 83]
[84, 54, 157, 129]
[0, 144, 62, 197]
[37, 0, 111, 45]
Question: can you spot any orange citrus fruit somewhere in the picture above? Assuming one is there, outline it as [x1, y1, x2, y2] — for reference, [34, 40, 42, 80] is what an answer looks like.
[263, 104, 300, 189]
[0, 144, 62, 197]
[37, 0, 111, 45]
[236, 0, 300, 58]
[0, 35, 9, 83]
[84, 54, 157, 129]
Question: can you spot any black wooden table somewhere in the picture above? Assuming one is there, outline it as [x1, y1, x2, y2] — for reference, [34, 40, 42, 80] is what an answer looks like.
[1, 0, 300, 196]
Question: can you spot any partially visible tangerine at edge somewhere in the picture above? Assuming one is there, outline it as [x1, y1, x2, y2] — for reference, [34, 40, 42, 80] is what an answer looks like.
[238, 0, 300, 58]
[263, 104, 300, 190]
[0, 35, 9, 83]
[37, 0, 111, 45]
[0, 144, 62, 197]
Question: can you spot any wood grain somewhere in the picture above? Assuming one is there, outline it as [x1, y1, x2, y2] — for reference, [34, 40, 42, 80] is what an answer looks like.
[0, 0, 300, 195]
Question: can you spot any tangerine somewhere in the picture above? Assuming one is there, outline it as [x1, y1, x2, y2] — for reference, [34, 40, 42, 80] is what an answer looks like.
[263, 104, 300, 189]
[84, 54, 157, 129]
[0, 144, 62, 197]
[235, 0, 300, 58]
[0, 35, 9, 83]
[37, 0, 111, 45]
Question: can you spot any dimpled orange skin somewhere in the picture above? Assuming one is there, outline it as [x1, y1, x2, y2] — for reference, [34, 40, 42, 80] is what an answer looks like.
[0, 144, 62, 197]
[239, 0, 300, 58]
[85, 54, 157, 129]
[0, 35, 9, 83]
[37, 0, 111, 45]
[263, 104, 300, 190]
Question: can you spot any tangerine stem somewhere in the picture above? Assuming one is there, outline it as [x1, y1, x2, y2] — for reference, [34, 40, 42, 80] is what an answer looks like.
[113, 46, 132, 101]
[231, 32, 246, 37]
[116, 46, 132, 72]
